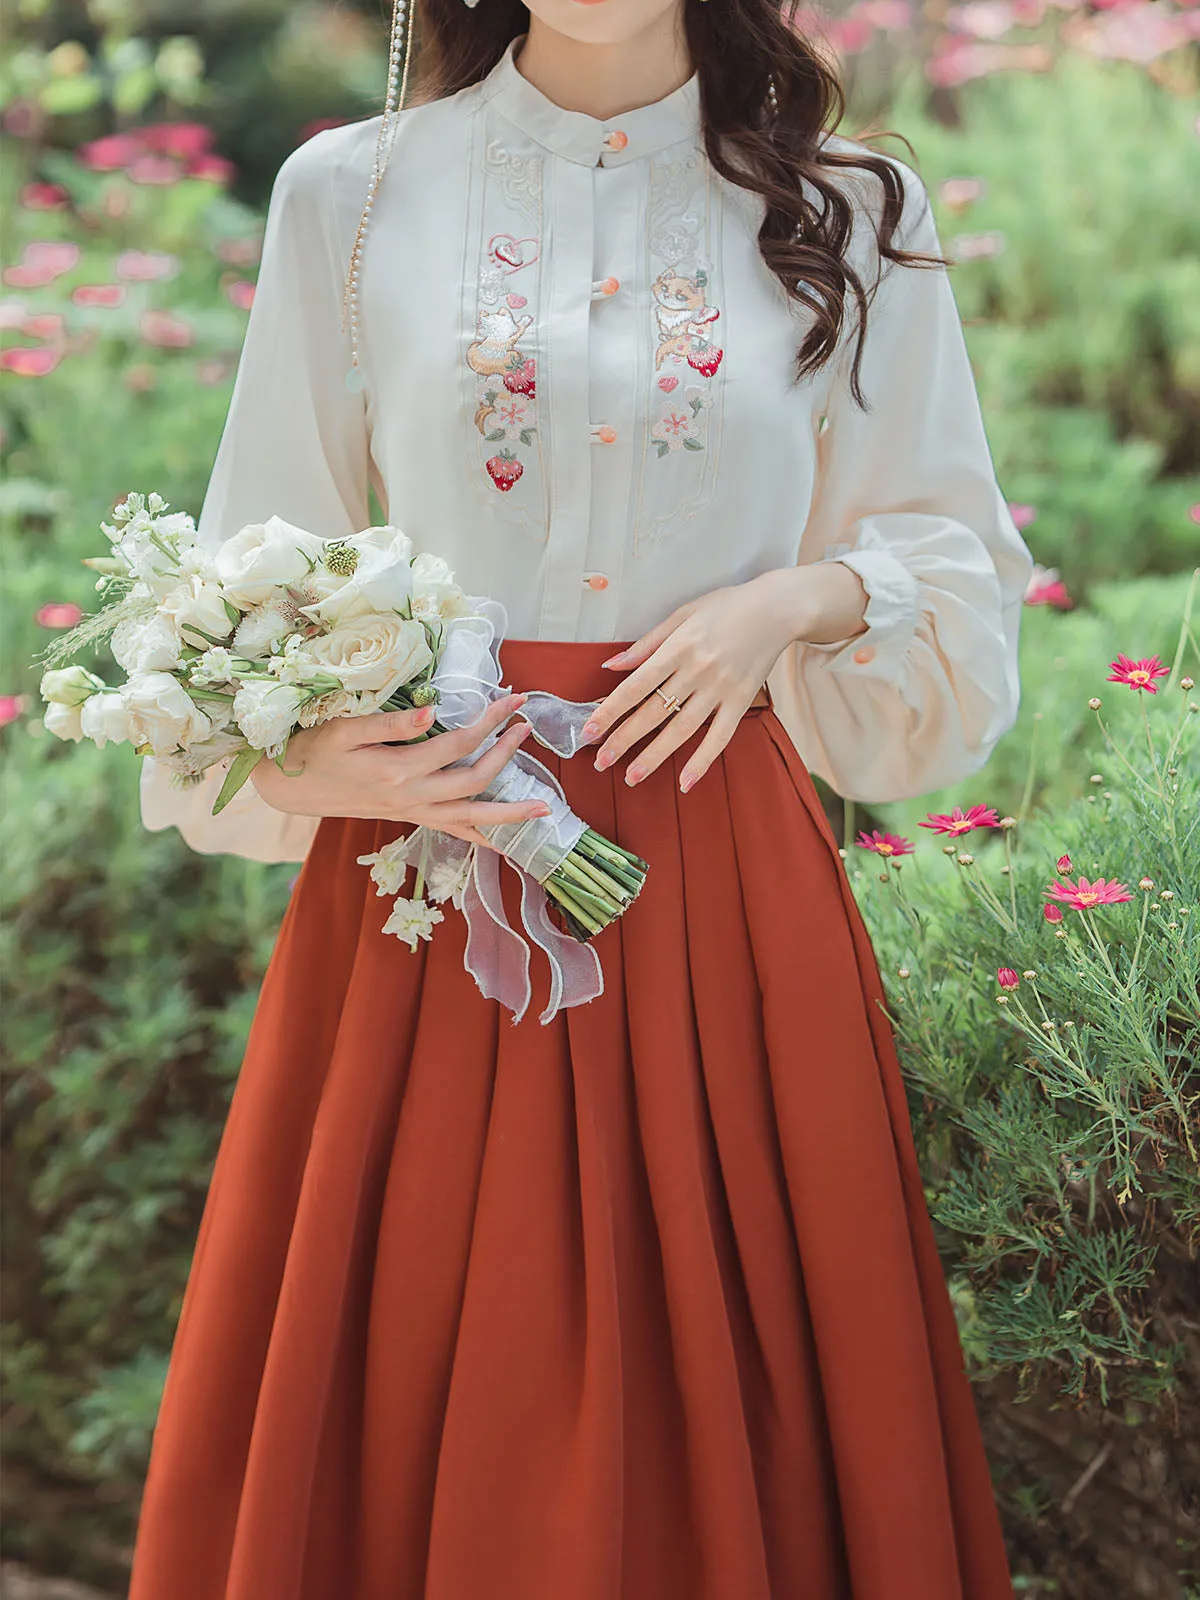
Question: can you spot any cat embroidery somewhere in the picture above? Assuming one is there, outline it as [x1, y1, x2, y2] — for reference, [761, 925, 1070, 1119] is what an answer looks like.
[652, 267, 724, 378]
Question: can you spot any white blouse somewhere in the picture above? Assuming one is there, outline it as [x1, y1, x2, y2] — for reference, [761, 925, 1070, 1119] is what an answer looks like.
[140, 34, 1034, 864]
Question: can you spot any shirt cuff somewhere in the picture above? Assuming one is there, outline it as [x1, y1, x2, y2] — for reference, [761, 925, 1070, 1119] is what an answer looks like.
[798, 542, 921, 676]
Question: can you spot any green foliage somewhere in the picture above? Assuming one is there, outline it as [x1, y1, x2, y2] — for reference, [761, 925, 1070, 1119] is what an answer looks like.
[852, 584, 1200, 1406]
[883, 53, 1200, 594]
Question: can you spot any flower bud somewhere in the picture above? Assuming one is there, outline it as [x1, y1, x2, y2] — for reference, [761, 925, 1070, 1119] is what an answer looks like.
[1088, 698, 1101, 710]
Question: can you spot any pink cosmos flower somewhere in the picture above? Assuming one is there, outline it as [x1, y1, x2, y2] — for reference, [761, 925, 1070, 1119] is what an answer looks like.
[997, 968, 1020, 990]
[21, 181, 69, 210]
[1044, 876, 1134, 911]
[855, 829, 916, 858]
[0, 695, 27, 727]
[72, 284, 125, 308]
[139, 309, 194, 349]
[1, 346, 61, 377]
[939, 175, 987, 211]
[115, 250, 180, 282]
[1024, 564, 1074, 609]
[187, 153, 236, 185]
[36, 601, 83, 628]
[1107, 654, 1170, 693]
[1056, 854, 1072, 874]
[125, 154, 186, 187]
[76, 132, 145, 171]
[919, 804, 1001, 837]
[855, 0, 913, 27]
[1043, 903, 1064, 924]
[949, 230, 1007, 262]
[225, 279, 255, 311]
[215, 236, 262, 269]
[1189, 504, 1200, 525]
[195, 358, 232, 386]
[1007, 505, 1037, 531]
[20, 312, 64, 340]
[139, 122, 214, 162]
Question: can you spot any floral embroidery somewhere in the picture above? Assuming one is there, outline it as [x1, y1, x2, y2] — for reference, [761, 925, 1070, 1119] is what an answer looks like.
[650, 385, 713, 455]
[649, 265, 723, 458]
[468, 232, 540, 491]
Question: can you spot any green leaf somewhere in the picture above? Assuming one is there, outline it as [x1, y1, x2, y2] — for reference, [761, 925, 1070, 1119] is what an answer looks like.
[683, 437, 704, 451]
[485, 429, 507, 442]
[210, 746, 261, 815]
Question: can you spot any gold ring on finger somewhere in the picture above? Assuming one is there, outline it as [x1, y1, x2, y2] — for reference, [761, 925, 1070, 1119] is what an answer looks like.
[654, 685, 683, 715]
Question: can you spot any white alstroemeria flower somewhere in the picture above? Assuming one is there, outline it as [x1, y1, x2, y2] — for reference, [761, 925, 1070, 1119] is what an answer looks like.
[159, 574, 234, 643]
[43, 700, 86, 742]
[80, 691, 134, 747]
[214, 515, 325, 606]
[41, 664, 105, 706]
[297, 688, 364, 727]
[300, 527, 416, 625]
[381, 895, 444, 951]
[409, 551, 471, 622]
[111, 611, 185, 675]
[356, 835, 413, 897]
[232, 679, 305, 756]
[306, 614, 432, 699]
[167, 726, 251, 777]
[122, 672, 214, 754]
[232, 600, 296, 660]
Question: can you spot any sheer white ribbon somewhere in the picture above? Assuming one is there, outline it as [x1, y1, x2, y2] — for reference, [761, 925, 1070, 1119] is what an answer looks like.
[395, 598, 612, 1026]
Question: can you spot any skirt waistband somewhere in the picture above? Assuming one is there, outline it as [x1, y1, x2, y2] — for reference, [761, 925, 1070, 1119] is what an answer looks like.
[497, 639, 772, 711]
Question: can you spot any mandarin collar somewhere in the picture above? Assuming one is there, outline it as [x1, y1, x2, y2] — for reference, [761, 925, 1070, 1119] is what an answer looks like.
[480, 35, 701, 168]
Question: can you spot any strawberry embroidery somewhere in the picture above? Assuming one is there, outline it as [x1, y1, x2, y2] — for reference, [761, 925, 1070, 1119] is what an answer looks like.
[485, 450, 524, 492]
[503, 356, 537, 399]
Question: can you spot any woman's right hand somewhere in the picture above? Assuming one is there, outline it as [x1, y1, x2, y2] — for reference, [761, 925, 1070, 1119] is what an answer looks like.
[248, 691, 549, 851]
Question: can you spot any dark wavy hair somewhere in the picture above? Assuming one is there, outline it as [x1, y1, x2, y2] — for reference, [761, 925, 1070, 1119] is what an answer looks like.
[405, 0, 950, 411]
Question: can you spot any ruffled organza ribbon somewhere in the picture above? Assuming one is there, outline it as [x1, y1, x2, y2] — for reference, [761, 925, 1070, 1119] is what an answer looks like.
[399, 598, 609, 1026]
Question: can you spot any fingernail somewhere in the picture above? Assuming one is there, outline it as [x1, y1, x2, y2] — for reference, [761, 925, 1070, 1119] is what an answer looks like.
[600, 654, 627, 669]
[582, 721, 600, 740]
[414, 706, 434, 726]
[625, 765, 644, 786]
[679, 771, 695, 793]
[530, 803, 551, 817]
[510, 692, 529, 707]
[594, 750, 614, 771]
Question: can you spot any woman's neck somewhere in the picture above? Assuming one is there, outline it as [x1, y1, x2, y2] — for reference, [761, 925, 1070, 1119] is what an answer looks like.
[513, 16, 693, 122]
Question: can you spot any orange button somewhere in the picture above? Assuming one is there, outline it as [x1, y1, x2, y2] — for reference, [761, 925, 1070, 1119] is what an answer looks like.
[597, 425, 618, 444]
[852, 645, 875, 664]
[599, 276, 620, 296]
[585, 573, 609, 591]
[605, 130, 629, 151]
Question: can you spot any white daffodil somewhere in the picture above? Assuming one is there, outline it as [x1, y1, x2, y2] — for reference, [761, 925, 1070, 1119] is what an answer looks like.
[381, 895, 444, 951]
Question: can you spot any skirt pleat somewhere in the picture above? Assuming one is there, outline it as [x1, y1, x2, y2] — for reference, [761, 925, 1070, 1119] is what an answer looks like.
[127, 639, 1011, 1600]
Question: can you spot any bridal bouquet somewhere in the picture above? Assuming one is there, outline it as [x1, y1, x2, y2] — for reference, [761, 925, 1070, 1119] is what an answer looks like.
[36, 491, 648, 1023]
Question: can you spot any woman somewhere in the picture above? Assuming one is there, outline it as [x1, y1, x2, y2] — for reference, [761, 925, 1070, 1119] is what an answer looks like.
[128, 0, 1033, 1592]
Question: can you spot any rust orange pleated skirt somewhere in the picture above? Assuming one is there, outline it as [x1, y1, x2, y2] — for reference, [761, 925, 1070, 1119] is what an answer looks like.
[127, 638, 1012, 1600]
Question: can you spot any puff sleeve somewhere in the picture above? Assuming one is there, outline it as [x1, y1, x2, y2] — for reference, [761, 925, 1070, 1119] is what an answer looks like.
[138, 129, 374, 863]
[766, 160, 1034, 802]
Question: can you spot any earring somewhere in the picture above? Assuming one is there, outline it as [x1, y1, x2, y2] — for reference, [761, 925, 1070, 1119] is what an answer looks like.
[341, 0, 414, 392]
[463, 0, 481, 9]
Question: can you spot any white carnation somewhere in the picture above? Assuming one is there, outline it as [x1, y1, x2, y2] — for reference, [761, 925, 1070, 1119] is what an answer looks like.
[381, 895, 444, 951]
[232, 679, 305, 756]
[80, 692, 134, 747]
[122, 672, 214, 754]
[111, 612, 184, 674]
[159, 574, 234, 643]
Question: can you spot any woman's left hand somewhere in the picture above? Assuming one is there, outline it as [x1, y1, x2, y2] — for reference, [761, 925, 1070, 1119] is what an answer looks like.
[579, 563, 868, 793]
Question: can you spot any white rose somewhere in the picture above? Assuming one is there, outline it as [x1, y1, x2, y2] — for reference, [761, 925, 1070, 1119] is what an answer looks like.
[80, 691, 134, 747]
[410, 551, 471, 622]
[306, 614, 432, 699]
[232, 679, 305, 755]
[301, 528, 415, 625]
[41, 664, 105, 706]
[111, 611, 184, 674]
[43, 700, 86, 742]
[159, 574, 235, 643]
[122, 672, 214, 754]
[214, 515, 325, 606]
